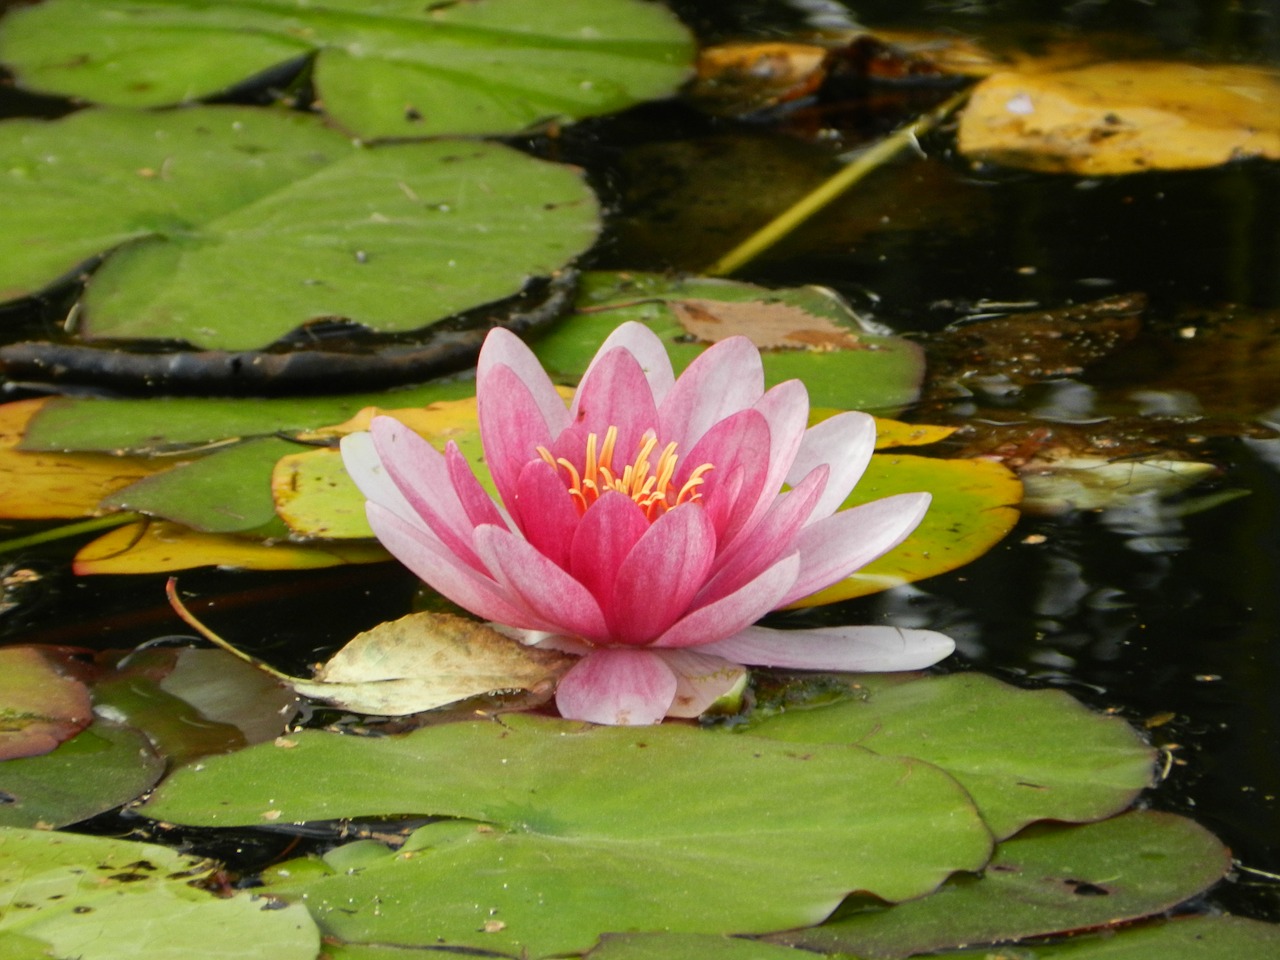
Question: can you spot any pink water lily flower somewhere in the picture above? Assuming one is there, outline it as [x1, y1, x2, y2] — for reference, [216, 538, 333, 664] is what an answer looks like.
[341, 322, 953, 725]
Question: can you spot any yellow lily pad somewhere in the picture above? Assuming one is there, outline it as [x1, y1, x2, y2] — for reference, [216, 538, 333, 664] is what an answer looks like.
[958, 61, 1280, 174]
[794, 454, 1023, 606]
[73, 519, 388, 575]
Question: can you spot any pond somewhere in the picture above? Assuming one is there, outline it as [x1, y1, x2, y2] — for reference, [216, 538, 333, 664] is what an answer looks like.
[1, 0, 1278, 956]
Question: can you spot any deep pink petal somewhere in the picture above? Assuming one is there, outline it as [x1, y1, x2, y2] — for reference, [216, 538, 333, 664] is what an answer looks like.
[724, 379, 810, 548]
[652, 553, 800, 649]
[569, 491, 650, 612]
[478, 364, 560, 509]
[508, 459, 580, 571]
[559, 347, 659, 470]
[787, 411, 877, 521]
[658, 336, 764, 451]
[445, 442, 507, 530]
[653, 649, 747, 719]
[779, 492, 931, 606]
[696, 465, 827, 606]
[608, 502, 717, 645]
[698, 625, 955, 671]
[365, 504, 541, 630]
[677, 409, 771, 545]
[554, 649, 678, 726]
[477, 327, 571, 437]
[473, 525, 610, 642]
[369, 418, 487, 572]
[574, 321, 676, 410]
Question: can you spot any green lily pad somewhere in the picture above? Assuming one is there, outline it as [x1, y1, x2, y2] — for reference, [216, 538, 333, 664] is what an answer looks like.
[539, 271, 926, 413]
[20, 381, 474, 454]
[0, 647, 91, 761]
[0, 0, 695, 140]
[0, 827, 320, 960]
[771, 811, 1230, 958]
[798, 452, 1022, 605]
[0, 107, 599, 350]
[742, 672, 1155, 839]
[144, 714, 992, 956]
[100, 436, 299, 533]
[0, 721, 164, 828]
[587, 934, 805, 960]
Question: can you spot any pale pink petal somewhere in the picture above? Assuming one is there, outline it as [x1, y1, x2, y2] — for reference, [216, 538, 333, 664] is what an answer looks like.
[658, 336, 764, 451]
[653, 553, 800, 649]
[608, 502, 717, 645]
[365, 505, 541, 630]
[779, 492, 931, 606]
[697, 466, 827, 606]
[558, 347, 659, 469]
[554, 649, 678, 725]
[725, 379, 810, 548]
[340, 432, 417, 524]
[370, 418, 485, 571]
[698, 624, 955, 671]
[569, 491, 650, 611]
[445, 443, 507, 529]
[677, 408, 771, 545]
[653, 649, 747, 719]
[473, 525, 610, 642]
[508, 459, 580, 570]
[477, 327, 571, 436]
[787, 411, 877, 521]
[573, 321, 675, 411]
[478, 364, 560, 508]
[488, 625, 594, 657]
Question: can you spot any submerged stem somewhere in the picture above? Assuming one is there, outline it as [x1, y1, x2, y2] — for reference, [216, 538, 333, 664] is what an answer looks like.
[0, 513, 141, 556]
[704, 89, 971, 277]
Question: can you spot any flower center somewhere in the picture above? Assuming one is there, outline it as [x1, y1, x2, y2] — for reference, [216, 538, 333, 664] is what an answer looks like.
[537, 425, 713, 520]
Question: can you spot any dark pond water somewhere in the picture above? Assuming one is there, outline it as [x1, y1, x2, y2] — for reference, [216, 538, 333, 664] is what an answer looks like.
[1, 0, 1279, 928]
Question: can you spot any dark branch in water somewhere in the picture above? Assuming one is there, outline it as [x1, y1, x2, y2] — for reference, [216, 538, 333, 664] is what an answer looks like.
[0, 271, 577, 397]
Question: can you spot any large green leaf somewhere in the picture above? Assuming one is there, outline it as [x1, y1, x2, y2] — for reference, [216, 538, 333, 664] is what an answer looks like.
[0, 827, 319, 960]
[0, 721, 164, 828]
[0, 107, 599, 350]
[771, 811, 1230, 958]
[144, 714, 992, 956]
[742, 672, 1155, 839]
[539, 271, 927, 413]
[0, 0, 694, 140]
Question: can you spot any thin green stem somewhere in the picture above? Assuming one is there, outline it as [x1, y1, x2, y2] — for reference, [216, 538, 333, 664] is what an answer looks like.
[704, 89, 971, 277]
[0, 513, 141, 556]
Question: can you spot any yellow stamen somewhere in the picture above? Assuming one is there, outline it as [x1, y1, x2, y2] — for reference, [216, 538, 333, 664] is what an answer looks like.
[536, 427, 714, 520]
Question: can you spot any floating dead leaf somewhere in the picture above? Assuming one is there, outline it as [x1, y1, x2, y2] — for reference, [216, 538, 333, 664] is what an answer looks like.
[0, 397, 173, 520]
[73, 519, 388, 574]
[958, 61, 1280, 174]
[672, 299, 865, 351]
[0, 646, 93, 760]
[691, 42, 829, 113]
[870, 417, 956, 449]
[167, 582, 574, 717]
[1020, 457, 1218, 515]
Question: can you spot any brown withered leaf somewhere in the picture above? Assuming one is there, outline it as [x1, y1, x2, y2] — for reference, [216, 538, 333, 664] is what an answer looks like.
[672, 299, 866, 351]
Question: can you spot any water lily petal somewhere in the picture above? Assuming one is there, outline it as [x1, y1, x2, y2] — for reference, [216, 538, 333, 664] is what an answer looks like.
[573, 320, 675, 411]
[609, 502, 717, 644]
[478, 363, 561, 508]
[678, 408, 771, 545]
[445, 442, 508, 529]
[697, 465, 827, 606]
[371, 417, 485, 571]
[654, 649, 747, 718]
[555, 648, 678, 726]
[477, 327, 571, 437]
[474, 525, 610, 642]
[727, 379, 810, 547]
[558, 346, 660, 470]
[365, 504, 538, 629]
[490, 625, 595, 657]
[510, 458, 580, 570]
[653, 552, 800, 649]
[780, 492, 931, 606]
[340, 432, 416, 523]
[570, 491, 651, 612]
[788, 411, 877, 521]
[658, 335, 765, 451]
[699, 624, 955, 671]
